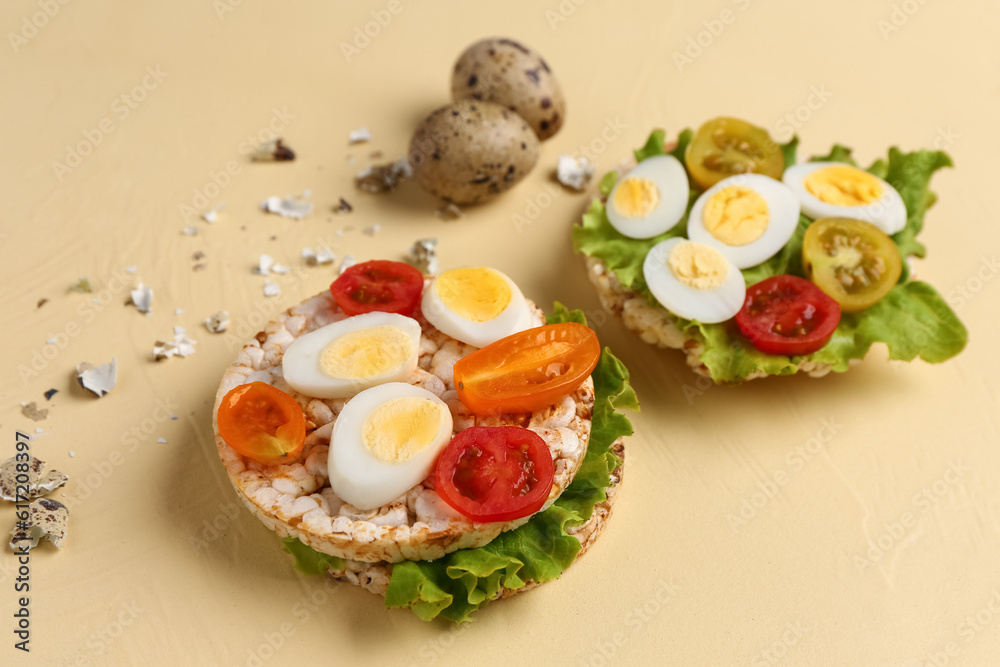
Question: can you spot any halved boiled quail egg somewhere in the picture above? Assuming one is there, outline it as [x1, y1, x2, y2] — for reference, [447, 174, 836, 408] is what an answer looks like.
[329, 382, 454, 510]
[422, 266, 533, 348]
[643, 237, 746, 323]
[687, 173, 801, 269]
[281, 312, 421, 399]
[605, 155, 690, 239]
[782, 161, 906, 235]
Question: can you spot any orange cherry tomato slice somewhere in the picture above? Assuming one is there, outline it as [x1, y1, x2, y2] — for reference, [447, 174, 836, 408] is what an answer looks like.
[434, 426, 555, 523]
[453, 322, 601, 415]
[217, 382, 306, 465]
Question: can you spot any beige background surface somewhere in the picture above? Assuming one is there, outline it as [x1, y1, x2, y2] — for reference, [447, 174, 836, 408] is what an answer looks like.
[2, 0, 999, 665]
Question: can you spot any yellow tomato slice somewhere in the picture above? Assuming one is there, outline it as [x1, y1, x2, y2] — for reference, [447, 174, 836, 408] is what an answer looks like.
[685, 117, 784, 190]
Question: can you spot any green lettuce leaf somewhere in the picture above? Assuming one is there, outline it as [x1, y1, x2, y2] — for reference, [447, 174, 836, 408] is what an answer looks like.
[282, 305, 638, 622]
[685, 281, 967, 383]
[573, 128, 965, 383]
[282, 536, 345, 574]
[634, 128, 666, 162]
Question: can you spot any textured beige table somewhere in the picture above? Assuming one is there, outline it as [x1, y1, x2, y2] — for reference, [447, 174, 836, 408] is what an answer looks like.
[3, 1, 999, 665]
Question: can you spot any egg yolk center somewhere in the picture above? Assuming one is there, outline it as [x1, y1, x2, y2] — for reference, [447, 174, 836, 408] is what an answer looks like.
[435, 268, 511, 323]
[613, 177, 661, 219]
[362, 397, 447, 464]
[805, 165, 883, 206]
[318, 326, 413, 379]
[668, 242, 729, 290]
[702, 185, 769, 246]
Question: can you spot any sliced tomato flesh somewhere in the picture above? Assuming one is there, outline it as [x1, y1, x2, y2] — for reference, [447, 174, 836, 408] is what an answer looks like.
[217, 381, 306, 465]
[329, 259, 424, 316]
[735, 275, 841, 356]
[434, 426, 555, 523]
[454, 322, 601, 416]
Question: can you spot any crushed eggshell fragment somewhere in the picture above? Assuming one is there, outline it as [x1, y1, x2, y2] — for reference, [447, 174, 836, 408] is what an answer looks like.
[263, 282, 281, 297]
[76, 357, 118, 397]
[254, 253, 275, 276]
[204, 310, 230, 333]
[435, 203, 462, 221]
[261, 194, 314, 219]
[201, 202, 226, 223]
[334, 197, 353, 214]
[409, 238, 439, 275]
[130, 284, 154, 313]
[301, 247, 336, 266]
[21, 402, 48, 422]
[348, 126, 372, 143]
[182, 226, 199, 236]
[9, 498, 69, 550]
[339, 255, 357, 274]
[355, 157, 412, 193]
[0, 455, 68, 502]
[557, 154, 595, 191]
[154, 329, 196, 360]
[70, 278, 92, 293]
[252, 138, 296, 162]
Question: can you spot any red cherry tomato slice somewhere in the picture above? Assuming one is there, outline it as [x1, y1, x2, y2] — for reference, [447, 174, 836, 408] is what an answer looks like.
[454, 322, 601, 416]
[217, 382, 306, 465]
[434, 426, 555, 523]
[329, 260, 424, 316]
[735, 275, 841, 356]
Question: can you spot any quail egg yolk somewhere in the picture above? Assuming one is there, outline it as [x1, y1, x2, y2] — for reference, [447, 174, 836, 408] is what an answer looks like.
[805, 165, 883, 206]
[702, 185, 769, 246]
[613, 177, 661, 218]
[668, 242, 729, 290]
[318, 326, 414, 379]
[362, 397, 449, 463]
[435, 267, 511, 322]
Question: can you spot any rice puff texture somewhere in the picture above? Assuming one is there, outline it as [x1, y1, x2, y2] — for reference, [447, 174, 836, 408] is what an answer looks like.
[213, 289, 595, 563]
